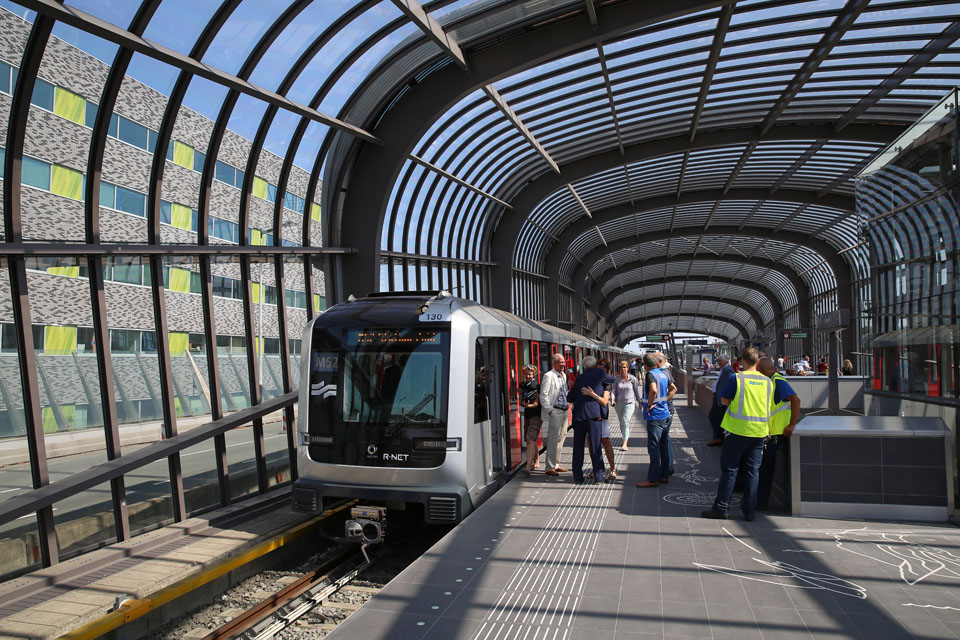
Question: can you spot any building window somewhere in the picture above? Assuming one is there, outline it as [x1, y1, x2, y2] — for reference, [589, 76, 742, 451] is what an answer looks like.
[22, 156, 50, 190]
[31, 78, 54, 111]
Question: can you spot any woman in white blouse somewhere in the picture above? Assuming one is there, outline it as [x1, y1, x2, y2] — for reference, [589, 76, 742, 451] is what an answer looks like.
[610, 360, 641, 451]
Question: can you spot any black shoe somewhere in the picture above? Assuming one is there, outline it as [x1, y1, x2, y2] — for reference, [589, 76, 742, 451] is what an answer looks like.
[668, 469, 675, 476]
[701, 509, 727, 520]
[756, 504, 769, 511]
[743, 513, 756, 522]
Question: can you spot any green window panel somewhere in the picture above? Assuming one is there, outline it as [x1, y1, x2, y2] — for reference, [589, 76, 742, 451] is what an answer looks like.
[313, 294, 326, 312]
[171, 203, 193, 231]
[169, 331, 188, 356]
[47, 263, 79, 278]
[173, 141, 194, 170]
[22, 156, 50, 190]
[42, 405, 75, 433]
[53, 86, 85, 125]
[50, 164, 83, 200]
[168, 267, 192, 293]
[251, 282, 263, 304]
[311, 202, 321, 222]
[44, 325, 77, 355]
[253, 176, 269, 200]
[251, 228, 264, 245]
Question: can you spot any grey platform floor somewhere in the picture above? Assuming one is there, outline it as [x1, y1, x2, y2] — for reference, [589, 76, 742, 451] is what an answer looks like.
[329, 395, 960, 640]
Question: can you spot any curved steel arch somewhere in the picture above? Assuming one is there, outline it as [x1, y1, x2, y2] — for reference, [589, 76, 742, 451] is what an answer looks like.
[330, 0, 798, 298]
[485, 122, 898, 306]
[570, 226, 850, 343]
[597, 276, 783, 323]
[609, 296, 764, 339]
[619, 313, 749, 346]
[621, 330, 736, 349]
[587, 253, 811, 348]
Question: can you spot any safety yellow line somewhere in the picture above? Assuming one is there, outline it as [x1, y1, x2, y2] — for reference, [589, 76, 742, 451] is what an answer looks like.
[57, 500, 356, 640]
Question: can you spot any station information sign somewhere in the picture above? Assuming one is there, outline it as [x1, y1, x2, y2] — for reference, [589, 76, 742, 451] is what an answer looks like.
[781, 331, 808, 339]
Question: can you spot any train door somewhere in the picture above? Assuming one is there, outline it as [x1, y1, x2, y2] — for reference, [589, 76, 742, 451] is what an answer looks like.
[504, 339, 523, 470]
[478, 337, 506, 475]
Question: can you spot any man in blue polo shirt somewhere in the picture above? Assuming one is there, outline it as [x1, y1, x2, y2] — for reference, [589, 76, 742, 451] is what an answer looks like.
[636, 353, 675, 487]
[756, 356, 800, 509]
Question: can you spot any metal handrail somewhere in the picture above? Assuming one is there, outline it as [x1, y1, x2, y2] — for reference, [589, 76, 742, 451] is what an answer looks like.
[0, 392, 297, 526]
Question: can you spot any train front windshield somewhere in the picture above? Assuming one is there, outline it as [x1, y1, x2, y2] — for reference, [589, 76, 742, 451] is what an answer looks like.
[307, 325, 450, 467]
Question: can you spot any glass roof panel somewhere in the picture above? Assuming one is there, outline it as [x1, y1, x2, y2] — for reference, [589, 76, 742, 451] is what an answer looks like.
[247, 0, 360, 92]
[64, 0, 143, 29]
[200, 0, 296, 75]
[143, 0, 223, 57]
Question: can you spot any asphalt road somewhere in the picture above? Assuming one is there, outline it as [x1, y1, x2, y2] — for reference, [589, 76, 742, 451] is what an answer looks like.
[0, 423, 293, 542]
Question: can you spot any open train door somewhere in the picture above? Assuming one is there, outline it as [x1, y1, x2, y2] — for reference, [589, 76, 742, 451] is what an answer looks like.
[504, 339, 524, 470]
[481, 338, 507, 476]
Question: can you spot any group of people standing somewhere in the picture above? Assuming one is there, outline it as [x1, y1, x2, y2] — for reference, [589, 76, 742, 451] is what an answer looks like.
[521, 351, 677, 486]
[520, 345, 803, 520]
[702, 348, 801, 520]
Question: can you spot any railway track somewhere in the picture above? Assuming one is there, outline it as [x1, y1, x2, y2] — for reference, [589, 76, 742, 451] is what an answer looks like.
[201, 547, 373, 640]
[147, 510, 449, 640]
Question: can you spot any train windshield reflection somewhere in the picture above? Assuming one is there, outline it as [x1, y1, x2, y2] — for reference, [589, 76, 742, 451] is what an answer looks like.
[335, 327, 448, 426]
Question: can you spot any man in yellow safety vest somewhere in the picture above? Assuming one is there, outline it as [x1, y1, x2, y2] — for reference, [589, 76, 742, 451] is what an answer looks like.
[702, 347, 772, 521]
[756, 356, 800, 510]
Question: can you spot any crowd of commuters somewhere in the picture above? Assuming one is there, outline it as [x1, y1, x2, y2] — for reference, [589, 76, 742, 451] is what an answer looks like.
[522, 351, 678, 485]
[520, 345, 805, 518]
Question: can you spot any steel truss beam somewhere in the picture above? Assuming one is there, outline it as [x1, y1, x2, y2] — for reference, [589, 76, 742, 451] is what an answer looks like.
[334, 0, 734, 300]
[600, 277, 781, 324]
[589, 255, 807, 332]
[619, 313, 746, 346]
[18, 0, 380, 144]
[1, 244, 354, 257]
[610, 295, 764, 338]
[487, 122, 898, 309]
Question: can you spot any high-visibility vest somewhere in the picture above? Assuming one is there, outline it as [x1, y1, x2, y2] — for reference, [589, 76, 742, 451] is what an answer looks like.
[721, 371, 773, 438]
[769, 372, 792, 435]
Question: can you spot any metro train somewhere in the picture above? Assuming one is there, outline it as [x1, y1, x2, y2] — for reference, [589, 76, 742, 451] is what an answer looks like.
[291, 291, 628, 524]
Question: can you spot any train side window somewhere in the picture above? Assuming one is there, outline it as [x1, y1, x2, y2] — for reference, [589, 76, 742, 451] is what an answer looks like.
[474, 338, 489, 423]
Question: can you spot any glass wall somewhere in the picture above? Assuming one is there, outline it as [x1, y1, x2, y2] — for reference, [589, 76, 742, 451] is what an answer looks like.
[855, 89, 960, 475]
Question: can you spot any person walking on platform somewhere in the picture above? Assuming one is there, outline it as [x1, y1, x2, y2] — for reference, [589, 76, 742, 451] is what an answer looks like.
[539, 354, 570, 476]
[611, 360, 641, 451]
[596, 361, 618, 482]
[567, 355, 609, 484]
[702, 348, 773, 521]
[756, 357, 800, 509]
[707, 355, 734, 447]
[520, 365, 542, 476]
[636, 353, 675, 488]
[656, 352, 678, 474]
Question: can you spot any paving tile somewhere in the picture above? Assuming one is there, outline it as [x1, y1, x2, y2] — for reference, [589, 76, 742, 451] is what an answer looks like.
[705, 603, 764, 640]
[660, 600, 712, 637]
[574, 595, 620, 630]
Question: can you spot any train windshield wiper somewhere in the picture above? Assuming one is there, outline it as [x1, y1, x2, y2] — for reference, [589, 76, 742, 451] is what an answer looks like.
[384, 393, 436, 439]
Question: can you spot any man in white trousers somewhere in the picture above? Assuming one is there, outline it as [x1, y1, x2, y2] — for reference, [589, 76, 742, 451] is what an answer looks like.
[539, 353, 570, 476]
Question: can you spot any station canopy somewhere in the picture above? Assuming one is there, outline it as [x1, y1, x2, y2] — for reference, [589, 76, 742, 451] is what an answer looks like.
[9, 0, 960, 345]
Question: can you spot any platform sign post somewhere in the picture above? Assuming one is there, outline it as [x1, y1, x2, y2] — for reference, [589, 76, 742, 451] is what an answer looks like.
[816, 310, 850, 416]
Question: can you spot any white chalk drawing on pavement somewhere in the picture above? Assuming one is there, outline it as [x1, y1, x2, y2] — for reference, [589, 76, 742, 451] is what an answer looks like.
[663, 492, 741, 508]
[694, 529, 868, 599]
[903, 603, 960, 611]
[781, 549, 824, 554]
[673, 459, 717, 486]
[827, 528, 960, 587]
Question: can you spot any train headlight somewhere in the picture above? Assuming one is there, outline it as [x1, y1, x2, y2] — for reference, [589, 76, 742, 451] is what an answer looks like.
[303, 434, 334, 446]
